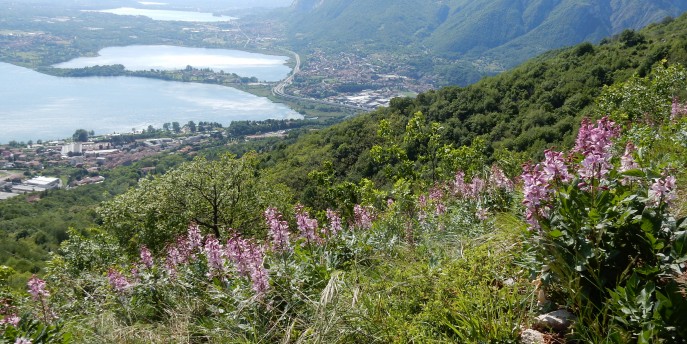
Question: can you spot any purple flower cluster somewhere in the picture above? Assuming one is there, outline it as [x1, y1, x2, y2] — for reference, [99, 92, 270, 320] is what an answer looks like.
[542, 150, 573, 183]
[204, 235, 225, 278]
[226, 236, 269, 295]
[489, 165, 514, 192]
[295, 205, 321, 245]
[521, 163, 552, 230]
[264, 207, 290, 252]
[620, 142, 639, 172]
[353, 204, 374, 230]
[671, 97, 687, 121]
[107, 268, 130, 293]
[325, 209, 343, 237]
[0, 299, 20, 328]
[647, 176, 677, 208]
[27, 275, 49, 301]
[429, 187, 447, 216]
[574, 117, 620, 188]
[139, 245, 154, 269]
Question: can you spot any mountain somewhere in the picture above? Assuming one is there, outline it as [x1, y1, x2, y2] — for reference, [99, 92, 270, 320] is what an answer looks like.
[266, 11, 687, 197]
[286, 0, 687, 84]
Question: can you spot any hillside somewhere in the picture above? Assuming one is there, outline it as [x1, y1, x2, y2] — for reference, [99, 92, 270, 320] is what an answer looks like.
[286, 0, 687, 84]
[1, 4, 687, 343]
[266, 12, 687, 200]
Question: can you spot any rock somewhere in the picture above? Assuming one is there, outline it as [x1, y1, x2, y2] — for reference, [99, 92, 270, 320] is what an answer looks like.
[520, 329, 546, 344]
[533, 309, 576, 332]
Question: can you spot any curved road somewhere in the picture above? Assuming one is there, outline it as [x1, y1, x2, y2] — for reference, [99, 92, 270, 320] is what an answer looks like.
[272, 50, 372, 112]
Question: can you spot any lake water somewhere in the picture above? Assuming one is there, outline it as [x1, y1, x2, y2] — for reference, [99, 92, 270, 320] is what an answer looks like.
[53, 45, 291, 82]
[88, 7, 237, 22]
[0, 62, 301, 144]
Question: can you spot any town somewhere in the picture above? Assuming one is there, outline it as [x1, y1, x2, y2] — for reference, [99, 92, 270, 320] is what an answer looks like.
[0, 125, 228, 201]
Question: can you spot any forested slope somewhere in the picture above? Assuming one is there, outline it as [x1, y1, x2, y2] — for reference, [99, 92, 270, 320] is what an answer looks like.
[266, 13, 687, 200]
[286, 0, 687, 84]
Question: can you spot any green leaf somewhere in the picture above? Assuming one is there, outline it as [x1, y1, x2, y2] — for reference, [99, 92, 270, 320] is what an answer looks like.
[621, 169, 645, 178]
[548, 230, 564, 238]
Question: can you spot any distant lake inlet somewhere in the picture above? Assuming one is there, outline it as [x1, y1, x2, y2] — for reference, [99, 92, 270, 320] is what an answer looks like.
[53, 45, 292, 82]
[0, 62, 301, 144]
[86, 7, 236, 22]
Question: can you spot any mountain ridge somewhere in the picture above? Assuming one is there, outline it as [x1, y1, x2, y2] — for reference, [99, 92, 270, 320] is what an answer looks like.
[286, 0, 687, 84]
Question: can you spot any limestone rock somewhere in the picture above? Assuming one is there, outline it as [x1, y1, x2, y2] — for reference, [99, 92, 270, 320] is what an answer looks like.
[520, 329, 546, 344]
[533, 309, 576, 332]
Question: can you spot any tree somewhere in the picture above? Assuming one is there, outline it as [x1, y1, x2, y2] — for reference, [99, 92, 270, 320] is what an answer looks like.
[98, 153, 292, 252]
[188, 121, 197, 133]
[163, 123, 171, 132]
[72, 129, 89, 142]
[172, 122, 181, 133]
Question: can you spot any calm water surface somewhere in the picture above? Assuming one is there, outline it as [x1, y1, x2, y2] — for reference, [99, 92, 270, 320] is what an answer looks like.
[0, 62, 300, 143]
[54, 45, 291, 82]
[88, 7, 236, 22]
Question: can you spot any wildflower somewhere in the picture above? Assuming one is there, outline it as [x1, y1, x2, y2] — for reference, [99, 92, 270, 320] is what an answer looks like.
[264, 207, 290, 252]
[27, 275, 49, 301]
[251, 265, 270, 296]
[620, 142, 639, 172]
[204, 235, 225, 278]
[186, 224, 203, 252]
[14, 337, 32, 344]
[647, 176, 677, 208]
[325, 209, 343, 237]
[542, 150, 572, 183]
[671, 97, 687, 121]
[139, 245, 153, 269]
[226, 235, 251, 276]
[452, 170, 469, 197]
[467, 177, 485, 200]
[489, 165, 514, 192]
[107, 268, 129, 293]
[577, 152, 612, 185]
[429, 186, 447, 216]
[572, 117, 620, 188]
[1, 314, 20, 327]
[353, 204, 374, 230]
[521, 163, 551, 230]
[295, 204, 321, 245]
[574, 116, 619, 156]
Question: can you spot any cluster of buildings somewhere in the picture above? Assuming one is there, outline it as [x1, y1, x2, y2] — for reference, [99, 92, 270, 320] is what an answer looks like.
[0, 176, 62, 200]
[291, 49, 433, 108]
[0, 132, 224, 201]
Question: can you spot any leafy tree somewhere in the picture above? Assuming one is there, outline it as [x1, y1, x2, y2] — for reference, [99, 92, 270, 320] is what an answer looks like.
[98, 153, 292, 252]
[72, 129, 88, 142]
[188, 121, 197, 133]
[172, 122, 181, 133]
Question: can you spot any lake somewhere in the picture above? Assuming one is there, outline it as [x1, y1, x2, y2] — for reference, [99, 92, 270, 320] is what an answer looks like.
[87, 7, 237, 22]
[53, 45, 291, 82]
[0, 62, 301, 144]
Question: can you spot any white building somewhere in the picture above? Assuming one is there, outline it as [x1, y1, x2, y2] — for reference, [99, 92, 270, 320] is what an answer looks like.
[61, 142, 83, 155]
[26, 176, 62, 190]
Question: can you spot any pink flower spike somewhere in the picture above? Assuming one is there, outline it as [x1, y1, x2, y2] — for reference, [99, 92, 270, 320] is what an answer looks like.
[325, 209, 343, 237]
[204, 235, 225, 278]
[264, 207, 291, 252]
[27, 275, 49, 301]
[107, 268, 130, 293]
[139, 245, 153, 269]
[353, 204, 374, 230]
[620, 142, 639, 172]
[647, 176, 677, 208]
